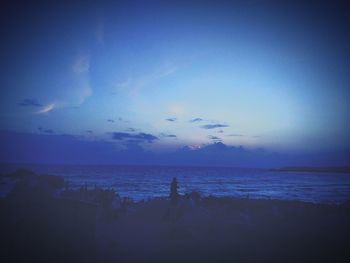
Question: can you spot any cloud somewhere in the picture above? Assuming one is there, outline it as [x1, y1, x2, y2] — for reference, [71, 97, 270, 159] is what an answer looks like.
[95, 10, 105, 45]
[86, 130, 93, 134]
[19, 100, 55, 114]
[165, 117, 177, 122]
[38, 127, 54, 134]
[114, 78, 131, 90]
[70, 53, 92, 106]
[72, 54, 90, 74]
[107, 119, 115, 123]
[160, 133, 177, 138]
[189, 118, 203, 123]
[216, 130, 224, 133]
[1, 131, 349, 168]
[18, 98, 42, 107]
[208, 135, 222, 141]
[200, 124, 229, 129]
[228, 134, 243, 137]
[45, 53, 92, 111]
[118, 117, 128, 123]
[112, 132, 159, 143]
[37, 103, 56, 114]
[115, 64, 177, 97]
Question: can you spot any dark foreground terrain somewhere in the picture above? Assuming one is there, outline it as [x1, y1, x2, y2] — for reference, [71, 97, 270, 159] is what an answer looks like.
[1, 169, 350, 263]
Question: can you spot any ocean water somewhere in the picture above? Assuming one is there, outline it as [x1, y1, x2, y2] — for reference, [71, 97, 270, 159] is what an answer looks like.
[2, 164, 350, 204]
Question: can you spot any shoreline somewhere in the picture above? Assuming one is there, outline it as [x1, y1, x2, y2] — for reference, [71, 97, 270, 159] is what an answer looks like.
[1, 168, 350, 205]
[1, 169, 350, 262]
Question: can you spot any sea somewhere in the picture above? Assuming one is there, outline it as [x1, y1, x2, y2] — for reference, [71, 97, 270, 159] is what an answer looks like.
[1, 164, 350, 204]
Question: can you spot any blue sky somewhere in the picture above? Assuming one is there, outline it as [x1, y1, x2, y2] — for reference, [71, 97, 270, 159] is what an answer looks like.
[1, 0, 350, 165]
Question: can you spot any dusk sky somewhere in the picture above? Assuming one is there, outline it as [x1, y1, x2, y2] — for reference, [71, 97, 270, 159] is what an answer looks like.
[1, 0, 350, 166]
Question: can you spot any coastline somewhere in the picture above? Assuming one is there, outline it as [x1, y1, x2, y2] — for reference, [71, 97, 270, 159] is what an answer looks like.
[271, 166, 350, 174]
[1, 169, 350, 262]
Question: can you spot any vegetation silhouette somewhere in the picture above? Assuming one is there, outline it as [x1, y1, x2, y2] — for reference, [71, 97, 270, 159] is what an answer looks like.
[1, 169, 350, 263]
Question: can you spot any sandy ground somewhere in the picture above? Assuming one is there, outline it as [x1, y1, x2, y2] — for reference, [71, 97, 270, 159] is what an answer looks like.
[96, 197, 350, 263]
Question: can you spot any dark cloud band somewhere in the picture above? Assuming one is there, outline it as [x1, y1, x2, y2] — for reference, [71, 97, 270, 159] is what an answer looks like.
[112, 132, 158, 143]
[201, 124, 229, 129]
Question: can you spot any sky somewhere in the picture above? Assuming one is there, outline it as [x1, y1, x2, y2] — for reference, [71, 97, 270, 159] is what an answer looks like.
[0, 0, 350, 166]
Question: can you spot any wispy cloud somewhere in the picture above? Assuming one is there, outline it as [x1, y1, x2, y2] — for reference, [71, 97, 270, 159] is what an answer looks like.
[37, 103, 56, 114]
[200, 124, 229, 129]
[18, 98, 42, 107]
[72, 54, 90, 74]
[118, 117, 129, 123]
[107, 119, 115, 123]
[71, 53, 92, 106]
[165, 117, 177, 122]
[189, 118, 203, 123]
[115, 64, 177, 96]
[19, 98, 56, 114]
[112, 132, 159, 143]
[114, 78, 131, 90]
[228, 134, 243, 137]
[95, 10, 105, 45]
[38, 53, 92, 113]
[160, 133, 177, 138]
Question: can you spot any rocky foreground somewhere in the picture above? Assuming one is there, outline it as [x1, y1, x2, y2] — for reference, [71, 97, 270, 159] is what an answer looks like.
[1, 169, 350, 263]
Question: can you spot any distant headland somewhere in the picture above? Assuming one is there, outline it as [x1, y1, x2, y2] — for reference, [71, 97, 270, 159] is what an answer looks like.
[271, 166, 350, 174]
